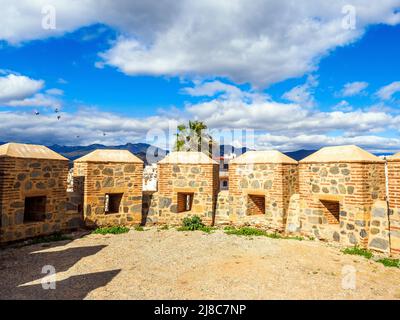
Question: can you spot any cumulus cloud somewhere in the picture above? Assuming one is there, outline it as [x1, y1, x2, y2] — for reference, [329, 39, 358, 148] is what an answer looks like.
[332, 100, 353, 112]
[339, 81, 369, 97]
[0, 74, 44, 102]
[6, 93, 62, 109]
[2, 81, 400, 153]
[45, 88, 64, 96]
[2, 1, 400, 152]
[0, 108, 183, 147]
[376, 81, 400, 100]
[0, 72, 63, 109]
[2, 1, 400, 86]
[181, 80, 243, 98]
[184, 81, 398, 136]
[256, 133, 400, 154]
[282, 75, 318, 107]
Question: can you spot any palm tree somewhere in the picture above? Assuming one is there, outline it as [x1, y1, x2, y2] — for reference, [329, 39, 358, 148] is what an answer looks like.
[174, 121, 215, 157]
[189, 121, 207, 152]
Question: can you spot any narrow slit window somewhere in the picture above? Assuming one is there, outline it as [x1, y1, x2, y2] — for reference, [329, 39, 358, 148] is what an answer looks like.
[24, 196, 47, 223]
[105, 193, 123, 214]
[247, 194, 265, 216]
[320, 200, 340, 224]
[177, 193, 194, 213]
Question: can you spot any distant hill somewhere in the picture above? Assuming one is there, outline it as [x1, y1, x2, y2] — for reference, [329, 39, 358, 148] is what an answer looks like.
[284, 149, 317, 161]
[0, 141, 391, 163]
[219, 144, 250, 156]
[48, 143, 167, 164]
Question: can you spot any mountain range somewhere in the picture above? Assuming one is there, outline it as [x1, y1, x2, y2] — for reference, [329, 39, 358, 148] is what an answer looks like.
[0, 141, 317, 162]
[3, 141, 388, 163]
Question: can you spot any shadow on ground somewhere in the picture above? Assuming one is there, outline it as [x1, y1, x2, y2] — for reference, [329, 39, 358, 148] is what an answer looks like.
[0, 244, 120, 299]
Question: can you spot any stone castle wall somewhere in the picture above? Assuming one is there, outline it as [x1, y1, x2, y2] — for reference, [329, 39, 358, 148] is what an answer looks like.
[73, 161, 143, 227]
[2, 144, 400, 257]
[386, 160, 400, 255]
[153, 163, 219, 225]
[295, 162, 385, 247]
[226, 163, 298, 231]
[0, 157, 69, 243]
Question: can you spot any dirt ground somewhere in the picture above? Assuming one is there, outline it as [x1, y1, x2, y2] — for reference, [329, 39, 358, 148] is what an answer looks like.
[1, 227, 399, 300]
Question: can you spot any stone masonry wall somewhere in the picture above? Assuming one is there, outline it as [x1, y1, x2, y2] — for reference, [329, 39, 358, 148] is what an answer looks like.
[297, 162, 385, 247]
[153, 163, 219, 226]
[0, 157, 69, 243]
[64, 176, 84, 230]
[386, 160, 400, 256]
[227, 163, 298, 231]
[73, 161, 143, 227]
[214, 190, 230, 224]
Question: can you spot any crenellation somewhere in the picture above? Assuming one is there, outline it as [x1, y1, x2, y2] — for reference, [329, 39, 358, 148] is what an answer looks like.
[1, 142, 400, 257]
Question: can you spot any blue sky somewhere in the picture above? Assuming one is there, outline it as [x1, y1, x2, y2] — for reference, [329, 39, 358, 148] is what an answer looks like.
[1, 1, 400, 153]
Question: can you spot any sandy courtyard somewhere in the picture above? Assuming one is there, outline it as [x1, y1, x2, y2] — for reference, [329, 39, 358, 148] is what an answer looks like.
[0, 227, 399, 300]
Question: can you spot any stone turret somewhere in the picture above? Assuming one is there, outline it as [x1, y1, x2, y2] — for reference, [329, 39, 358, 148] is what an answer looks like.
[227, 150, 298, 230]
[297, 145, 385, 247]
[155, 151, 219, 225]
[74, 149, 144, 227]
[0, 143, 69, 242]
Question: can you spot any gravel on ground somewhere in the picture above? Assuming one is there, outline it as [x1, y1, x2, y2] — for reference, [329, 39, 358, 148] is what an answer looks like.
[0, 227, 399, 300]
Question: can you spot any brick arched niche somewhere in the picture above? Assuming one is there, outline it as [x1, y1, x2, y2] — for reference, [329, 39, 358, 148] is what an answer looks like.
[73, 149, 144, 227]
[0, 143, 69, 243]
[228, 151, 298, 231]
[156, 152, 219, 226]
[298, 145, 385, 247]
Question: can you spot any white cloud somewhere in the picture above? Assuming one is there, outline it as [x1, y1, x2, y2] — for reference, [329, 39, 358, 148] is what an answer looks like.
[57, 78, 68, 84]
[282, 75, 318, 107]
[340, 81, 369, 97]
[45, 88, 64, 96]
[376, 81, 400, 100]
[181, 80, 243, 98]
[0, 72, 63, 109]
[0, 108, 182, 147]
[6, 93, 62, 109]
[332, 100, 353, 112]
[256, 133, 400, 154]
[2, 80, 400, 154]
[0, 74, 44, 102]
[1, 1, 400, 86]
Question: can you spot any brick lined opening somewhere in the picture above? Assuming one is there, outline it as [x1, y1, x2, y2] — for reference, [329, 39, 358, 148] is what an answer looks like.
[105, 193, 123, 214]
[247, 194, 265, 216]
[320, 200, 340, 224]
[24, 196, 47, 223]
[177, 193, 194, 213]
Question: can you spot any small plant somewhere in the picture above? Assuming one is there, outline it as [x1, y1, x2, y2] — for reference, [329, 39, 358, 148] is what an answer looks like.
[92, 226, 130, 235]
[377, 258, 400, 268]
[286, 235, 305, 241]
[30, 232, 72, 244]
[182, 216, 205, 230]
[342, 246, 373, 259]
[224, 225, 236, 231]
[267, 232, 283, 239]
[134, 225, 145, 231]
[177, 216, 214, 233]
[225, 227, 269, 237]
[224, 227, 304, 241]
[159, 225, 169, 230]
[198, 226, 215, 233]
